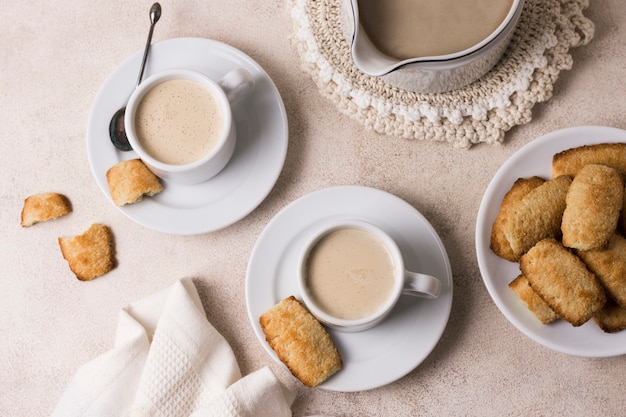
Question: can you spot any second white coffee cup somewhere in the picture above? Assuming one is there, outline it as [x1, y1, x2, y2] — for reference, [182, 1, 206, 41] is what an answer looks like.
[125, 68, 255, 185]
[298, 219, 441, 332]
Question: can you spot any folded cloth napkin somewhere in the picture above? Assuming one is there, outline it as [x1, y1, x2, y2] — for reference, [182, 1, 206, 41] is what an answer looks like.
[51, 278, 295, 417]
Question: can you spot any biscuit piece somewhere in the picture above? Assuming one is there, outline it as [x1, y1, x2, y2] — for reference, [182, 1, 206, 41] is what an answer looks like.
[490, 176, 545, 262]
[594, 299, 626, 333]
[552, 143, 626, 178]
[259, 296, 342, 387]
[21, 192, 71, 227]
[106, 159, 163, 206]
[619, 187, 626, 235]
[578, 234, 626, 308]
[520, 238, 605, 327]
[58, 224, 115, 281]
[561, 164, 623, 251]
[509, 275, 559, 325]
[502, 175, 571, 260]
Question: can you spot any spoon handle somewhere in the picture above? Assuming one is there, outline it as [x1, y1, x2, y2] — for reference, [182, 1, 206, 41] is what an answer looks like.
[137, 24, 156, 87]
[136, 3, 161, 87]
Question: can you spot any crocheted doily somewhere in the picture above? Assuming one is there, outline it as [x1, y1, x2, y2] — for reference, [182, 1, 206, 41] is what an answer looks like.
[290, 0, 594, 148]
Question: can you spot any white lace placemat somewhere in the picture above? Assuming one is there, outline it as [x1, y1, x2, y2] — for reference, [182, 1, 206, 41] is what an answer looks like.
[290, 0, 594, 149]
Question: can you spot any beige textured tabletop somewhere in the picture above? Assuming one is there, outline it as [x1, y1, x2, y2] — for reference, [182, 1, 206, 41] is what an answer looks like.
[2, 0, 626, 416]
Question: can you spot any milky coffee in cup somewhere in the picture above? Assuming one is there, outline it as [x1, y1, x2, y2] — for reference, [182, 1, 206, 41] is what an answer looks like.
[305, 226, 396, 320]
[135, 78, 225, 166]
[298, 220, 441, 332]
[125, 68, 254, 185]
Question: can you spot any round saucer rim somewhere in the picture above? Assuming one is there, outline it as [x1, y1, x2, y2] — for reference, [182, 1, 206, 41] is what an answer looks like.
[86, 37, 288, 235]
[476, 125, 626, 357]
[246, 185, 453, 391]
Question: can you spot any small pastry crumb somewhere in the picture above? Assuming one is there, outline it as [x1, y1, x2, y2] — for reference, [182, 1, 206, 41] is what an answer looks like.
[21, 192, 72, 227]
[58, 223, 115, 281]
[106, 159, 163, 206]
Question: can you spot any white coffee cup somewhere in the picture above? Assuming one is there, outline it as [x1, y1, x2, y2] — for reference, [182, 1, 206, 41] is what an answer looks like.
[298, 219, 441, 332]
[125, 68, 254, 185]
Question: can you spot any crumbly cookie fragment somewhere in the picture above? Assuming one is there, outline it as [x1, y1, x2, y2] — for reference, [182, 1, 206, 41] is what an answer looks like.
[106, 159, 163, 206]
[259, 296, 342, 387]
[21, 192, 72, 227]
[58, 223, 115, 281]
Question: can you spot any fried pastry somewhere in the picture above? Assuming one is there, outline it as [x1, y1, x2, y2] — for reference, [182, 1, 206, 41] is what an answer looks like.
[594, 299, 626, 333]
[509, 274, 559, 324]
[259, 296, 342, 387]
[502, 175, 571, 260]
[520, 238, 605, 327]
[490, 176, 545, 262]
[21, 192, 72, 227]
[561, 164, 623, 251]
[58, 223, 115, 281]
[578, 234, 626, 308]
[552, 142, 626, 178]
[106, 159, 163, 206]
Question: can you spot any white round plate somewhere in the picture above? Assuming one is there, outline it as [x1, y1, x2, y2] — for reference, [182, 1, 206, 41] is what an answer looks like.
[246, 186, 453, 391]
[87, 38, 288, 235]
[476, 125, 626, 357]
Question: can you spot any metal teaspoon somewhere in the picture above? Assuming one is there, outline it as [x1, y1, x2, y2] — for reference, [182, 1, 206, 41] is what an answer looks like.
[109, 2, 161, 151]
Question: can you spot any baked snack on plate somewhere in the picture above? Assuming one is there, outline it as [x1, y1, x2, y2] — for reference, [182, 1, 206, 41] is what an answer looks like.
[620, 191, 626, 235]
[58, 223, 115, 281]
[552, 142, 626, 178]
[509, 275, 558, 325]
[578, 234, 626, 308]
[21, 192, 71, 227]
[520, 238, 605, 327]
[500, 175, 571, 260]
[490, 176, 545, 262]
[594, 299, 626, 333]
[259, 296, 342, 387]
[561, 164, 623, 251]
[106, 159, 163, 206]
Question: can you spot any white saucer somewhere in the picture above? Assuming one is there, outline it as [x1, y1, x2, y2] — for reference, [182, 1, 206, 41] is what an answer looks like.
[476, 126, 626, 357]
[86, 38, 288, 235]
[246, 186, 453, 392]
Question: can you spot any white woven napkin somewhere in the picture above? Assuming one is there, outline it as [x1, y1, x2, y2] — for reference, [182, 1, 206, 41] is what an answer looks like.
[51, 278, 295, 417]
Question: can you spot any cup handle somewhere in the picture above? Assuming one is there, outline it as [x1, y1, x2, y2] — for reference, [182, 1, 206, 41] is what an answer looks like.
[403, 271, 441, 298]
[218, 68, 255, 103]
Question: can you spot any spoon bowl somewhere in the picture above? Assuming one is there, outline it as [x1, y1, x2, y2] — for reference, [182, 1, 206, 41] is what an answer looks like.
[109, 2, 161, 151]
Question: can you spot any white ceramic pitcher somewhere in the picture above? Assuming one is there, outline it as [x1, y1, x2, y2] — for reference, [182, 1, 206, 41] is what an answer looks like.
[344, 0, 525, 93]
